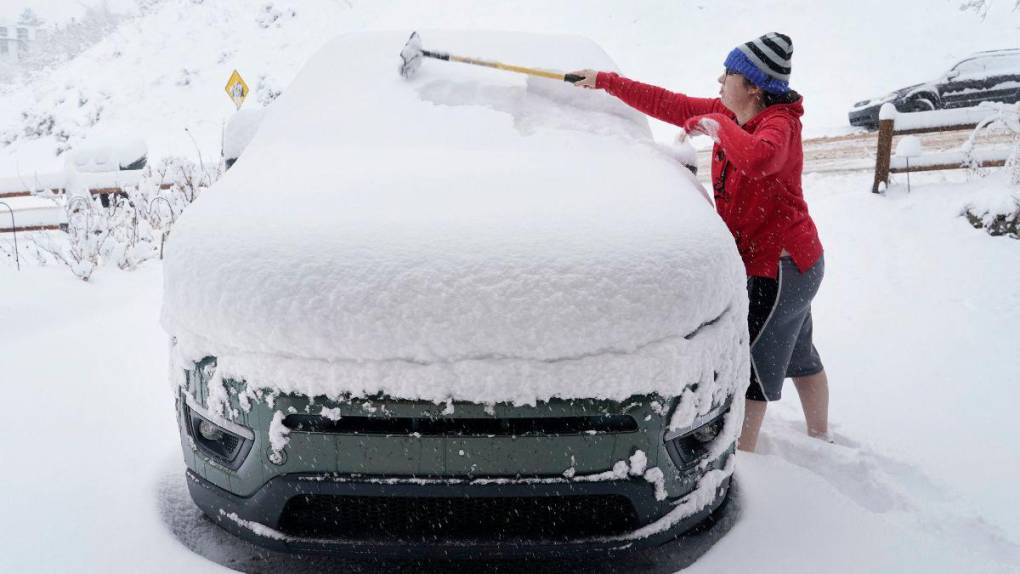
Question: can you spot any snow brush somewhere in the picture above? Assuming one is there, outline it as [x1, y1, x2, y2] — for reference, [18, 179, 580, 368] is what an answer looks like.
[399, 31, 585, 84]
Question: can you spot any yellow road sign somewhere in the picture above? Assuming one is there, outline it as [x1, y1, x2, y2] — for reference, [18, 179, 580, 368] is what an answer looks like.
[224, 70, 249, 110]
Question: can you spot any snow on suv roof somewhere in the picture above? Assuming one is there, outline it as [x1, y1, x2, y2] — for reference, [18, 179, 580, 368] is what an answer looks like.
[162, 30, 747, 405]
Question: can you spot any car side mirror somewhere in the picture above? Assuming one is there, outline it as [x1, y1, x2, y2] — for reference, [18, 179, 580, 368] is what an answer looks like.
[945, 70, 960, 81]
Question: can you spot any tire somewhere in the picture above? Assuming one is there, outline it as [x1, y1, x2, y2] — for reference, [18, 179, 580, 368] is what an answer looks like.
[907, 97, 936, 112]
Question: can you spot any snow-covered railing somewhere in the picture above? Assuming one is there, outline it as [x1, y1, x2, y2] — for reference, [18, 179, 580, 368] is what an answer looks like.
[0, 170, 173, 234]
[872, 102, 1013, 193]
[0, 169, 160, 199]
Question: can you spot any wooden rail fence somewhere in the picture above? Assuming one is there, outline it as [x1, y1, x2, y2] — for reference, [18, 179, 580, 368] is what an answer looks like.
[0, 184, 172, 234]
[872, 104, 1012, 193]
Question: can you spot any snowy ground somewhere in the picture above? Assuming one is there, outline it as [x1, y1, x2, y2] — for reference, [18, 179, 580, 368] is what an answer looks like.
[3, 1, 1020, 571]
[2, 169, 1018, 573]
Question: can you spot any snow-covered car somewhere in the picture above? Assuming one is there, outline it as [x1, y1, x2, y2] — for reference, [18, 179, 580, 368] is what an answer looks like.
[162, 30, 749, 559]
[221, 107, 266, 170]
[849, 48, 1020, 129]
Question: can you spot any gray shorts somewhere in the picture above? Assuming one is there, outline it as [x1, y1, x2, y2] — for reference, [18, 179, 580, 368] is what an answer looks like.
[746, 255, 825, 402]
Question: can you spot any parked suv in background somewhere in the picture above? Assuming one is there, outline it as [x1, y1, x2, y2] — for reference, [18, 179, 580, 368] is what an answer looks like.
[849, 49, 1020, 129]
[163, 30, 748, 559]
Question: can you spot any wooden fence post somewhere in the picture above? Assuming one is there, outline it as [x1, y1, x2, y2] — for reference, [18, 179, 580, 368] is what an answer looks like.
[872, 104, 896, 194]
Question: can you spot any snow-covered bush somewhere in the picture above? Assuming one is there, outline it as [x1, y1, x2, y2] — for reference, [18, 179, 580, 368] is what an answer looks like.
[959, 0, 1020, 18]
[255, 3, 297, 28]
[963, 195, 1020, 239]
[29, 157, 220, 280]
[963, 102, 1020, 184]
[152, 155, 220, 204]
[255, 75, 282, 106]
[2, 92, 107, 154]
[30, 193, 114, 281]
[959, 103, 1020, 239]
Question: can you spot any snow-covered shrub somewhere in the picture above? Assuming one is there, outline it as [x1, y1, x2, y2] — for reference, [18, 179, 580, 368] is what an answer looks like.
[2, 91, 106, 154]
[0, 234, 56, 268]
[255, 75, 282, 106]
[959, 104, 1020, 239]
[176, 68, 196, 87]
[963, 102, 1020, 184]
[29, 157, 220, 279]
[256, 3, 297, 28]
[31, 193, 112, 281]
[152, 155, 220, 205]
[959, 0, 1020, 18]
[963, 196, 1020, 239]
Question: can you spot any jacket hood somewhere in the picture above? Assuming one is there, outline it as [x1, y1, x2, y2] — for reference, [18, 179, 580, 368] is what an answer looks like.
[746, 94, 804, 130]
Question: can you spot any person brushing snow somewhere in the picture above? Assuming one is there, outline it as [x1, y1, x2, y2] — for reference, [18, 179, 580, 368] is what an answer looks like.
[570, 33, 829, 452]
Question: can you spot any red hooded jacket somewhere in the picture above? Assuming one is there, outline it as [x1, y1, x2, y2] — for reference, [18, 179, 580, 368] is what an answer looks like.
[596, 72, 823, 279]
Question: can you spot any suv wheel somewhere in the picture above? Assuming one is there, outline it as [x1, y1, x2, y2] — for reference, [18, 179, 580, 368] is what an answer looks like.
[907, 96, 936, 112]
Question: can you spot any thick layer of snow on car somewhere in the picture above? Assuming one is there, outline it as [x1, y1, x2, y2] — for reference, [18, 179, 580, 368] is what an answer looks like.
[162, 31, 748, 406]
[221, 108, 267, 162]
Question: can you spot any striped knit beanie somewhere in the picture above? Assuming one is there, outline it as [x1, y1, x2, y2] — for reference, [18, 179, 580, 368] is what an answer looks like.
[724, 33, 792, 94]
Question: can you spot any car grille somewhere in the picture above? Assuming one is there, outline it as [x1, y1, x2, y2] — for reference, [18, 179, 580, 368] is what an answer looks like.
[283, 414, 638, 436]
[277, 494, 639, 541]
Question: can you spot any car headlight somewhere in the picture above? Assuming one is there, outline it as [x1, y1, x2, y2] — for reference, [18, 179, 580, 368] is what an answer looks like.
[183, 392, 254, 470]
[663, 404, 730, 469]
[855, 92, 898, 109]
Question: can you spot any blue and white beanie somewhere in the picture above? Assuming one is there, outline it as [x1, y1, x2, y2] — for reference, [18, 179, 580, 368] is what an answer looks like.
[724, 33, 792, 94]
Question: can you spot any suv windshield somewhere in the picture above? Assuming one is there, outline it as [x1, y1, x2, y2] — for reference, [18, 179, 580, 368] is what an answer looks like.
[952, 53, 1020, 76]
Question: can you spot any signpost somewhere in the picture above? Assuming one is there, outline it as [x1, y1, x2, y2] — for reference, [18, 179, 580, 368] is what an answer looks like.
[224, 70, 249, 110]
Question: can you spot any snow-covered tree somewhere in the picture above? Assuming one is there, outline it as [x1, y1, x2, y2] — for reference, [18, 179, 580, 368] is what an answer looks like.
[958, 0, 1020, 18]
[14, 4, 123, 75]
[17, 8, 44, 27]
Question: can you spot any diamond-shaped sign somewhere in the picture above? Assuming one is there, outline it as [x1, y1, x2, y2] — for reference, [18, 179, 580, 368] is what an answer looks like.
[224, 70, 249, 110]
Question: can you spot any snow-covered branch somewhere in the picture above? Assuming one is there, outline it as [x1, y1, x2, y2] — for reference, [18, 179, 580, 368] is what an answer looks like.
[958, 0, 1020, 18]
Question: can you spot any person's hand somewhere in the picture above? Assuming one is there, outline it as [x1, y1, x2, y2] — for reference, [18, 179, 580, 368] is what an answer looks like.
[568, 69, 598, 88]
[684, 116, 722, 140]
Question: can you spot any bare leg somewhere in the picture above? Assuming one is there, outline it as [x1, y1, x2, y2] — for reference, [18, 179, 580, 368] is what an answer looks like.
[738, 399, 768, 452]
[793, 370, 829, 438]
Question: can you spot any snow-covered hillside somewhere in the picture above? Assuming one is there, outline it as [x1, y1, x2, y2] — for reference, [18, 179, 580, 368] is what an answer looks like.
[2, 0, 1019, 174]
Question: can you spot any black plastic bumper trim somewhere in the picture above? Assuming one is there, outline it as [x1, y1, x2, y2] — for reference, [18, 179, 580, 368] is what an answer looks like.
[185, 464, 733, 559]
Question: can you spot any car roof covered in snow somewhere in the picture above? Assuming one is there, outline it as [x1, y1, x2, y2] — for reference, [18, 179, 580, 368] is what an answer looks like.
[162, 30, 746, 404]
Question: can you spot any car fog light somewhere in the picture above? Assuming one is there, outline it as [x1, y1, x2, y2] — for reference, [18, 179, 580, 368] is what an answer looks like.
[184, 401, 253, 470]
[665, 409, 729, 470]
[267, 447, 287, 466]
[691, 422, 722, 443]
[198, 419, 225, 441]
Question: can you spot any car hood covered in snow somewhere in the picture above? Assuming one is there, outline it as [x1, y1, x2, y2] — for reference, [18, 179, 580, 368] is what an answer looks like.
[162, 30, 748, 406]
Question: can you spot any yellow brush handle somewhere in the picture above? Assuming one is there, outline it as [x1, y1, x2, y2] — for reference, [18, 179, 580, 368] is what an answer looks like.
[448, 54, 566, 81]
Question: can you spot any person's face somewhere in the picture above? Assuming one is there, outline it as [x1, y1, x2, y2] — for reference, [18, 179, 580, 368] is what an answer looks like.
[717, 70, 760, 113]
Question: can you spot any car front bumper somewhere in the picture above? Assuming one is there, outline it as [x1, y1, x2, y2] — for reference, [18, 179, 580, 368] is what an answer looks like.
[186, 461, 734, 559]
[848, 104, 882, 129]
